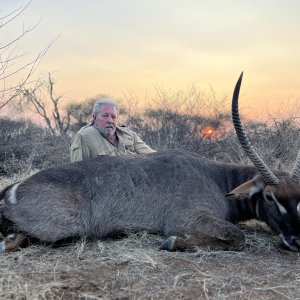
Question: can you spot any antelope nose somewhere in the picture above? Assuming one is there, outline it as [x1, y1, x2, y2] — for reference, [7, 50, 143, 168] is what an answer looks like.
[295, 238, 300, 248]
[288, 236, 300, 252]
[280, 234, 300, 252]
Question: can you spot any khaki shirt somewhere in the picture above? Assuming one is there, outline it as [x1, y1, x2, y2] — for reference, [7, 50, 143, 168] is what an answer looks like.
[70, 125, 155, 162]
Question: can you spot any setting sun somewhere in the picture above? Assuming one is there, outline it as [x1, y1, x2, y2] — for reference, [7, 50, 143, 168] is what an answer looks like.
[202, 126, 217, 138]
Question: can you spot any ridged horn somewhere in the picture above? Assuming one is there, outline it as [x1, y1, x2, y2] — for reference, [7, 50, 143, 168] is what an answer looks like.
[232, 72, 279, 185]
[291, 151, 300, 183]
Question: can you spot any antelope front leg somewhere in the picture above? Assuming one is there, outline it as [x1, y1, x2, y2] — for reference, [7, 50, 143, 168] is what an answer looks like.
[160, 233, 245, 251]
[160, 214, 245, 251]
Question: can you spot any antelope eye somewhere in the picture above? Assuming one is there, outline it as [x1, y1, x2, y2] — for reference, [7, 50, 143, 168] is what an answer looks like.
[265, 192, 288, 215]
[265, 192, 274, 201]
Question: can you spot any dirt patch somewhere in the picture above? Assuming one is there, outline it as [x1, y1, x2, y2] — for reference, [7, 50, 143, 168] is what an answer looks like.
[0, 227, 299, 300]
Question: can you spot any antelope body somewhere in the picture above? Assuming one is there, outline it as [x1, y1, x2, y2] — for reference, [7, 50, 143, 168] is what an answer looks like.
[0, 73, 300, 252]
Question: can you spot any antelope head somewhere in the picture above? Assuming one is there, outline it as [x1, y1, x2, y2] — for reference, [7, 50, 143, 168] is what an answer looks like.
[227, 73, 300, 251]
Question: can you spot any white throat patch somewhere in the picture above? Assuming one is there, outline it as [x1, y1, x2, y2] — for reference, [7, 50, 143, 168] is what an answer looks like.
[7, 182, 21, 204]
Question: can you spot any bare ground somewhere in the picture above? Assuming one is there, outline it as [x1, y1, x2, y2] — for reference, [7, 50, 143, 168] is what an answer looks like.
[0, 222, 299, 300]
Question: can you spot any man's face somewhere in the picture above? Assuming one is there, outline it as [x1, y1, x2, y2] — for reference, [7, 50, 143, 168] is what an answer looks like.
[94, 104, 118, 138]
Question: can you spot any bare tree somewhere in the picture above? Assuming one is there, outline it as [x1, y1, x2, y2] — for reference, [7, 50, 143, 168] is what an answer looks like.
[66, 97, 99, 129]
[0, 1, 54, 111]
[19, 73, 70, 136]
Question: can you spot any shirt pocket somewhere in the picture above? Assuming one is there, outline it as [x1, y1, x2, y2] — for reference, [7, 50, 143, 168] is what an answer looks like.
[123, 138, 135, 152]
[70, 143, 80, 152]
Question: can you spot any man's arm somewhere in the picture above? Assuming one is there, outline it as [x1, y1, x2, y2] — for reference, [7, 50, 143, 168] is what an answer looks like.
[132, 131, 156, 154]
[69, 133, 91, 162]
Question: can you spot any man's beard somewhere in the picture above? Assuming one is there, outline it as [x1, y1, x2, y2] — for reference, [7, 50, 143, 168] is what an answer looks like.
[94, 124, 116, 138]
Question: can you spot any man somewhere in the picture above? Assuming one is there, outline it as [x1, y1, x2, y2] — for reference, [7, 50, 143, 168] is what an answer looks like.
[70, 98, 155, 162]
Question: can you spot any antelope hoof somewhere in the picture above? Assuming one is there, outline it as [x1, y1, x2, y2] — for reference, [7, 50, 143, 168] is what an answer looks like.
[0, 241, 6, 253]
[159, 236, 177, 251]
[160, 236, 186, 251]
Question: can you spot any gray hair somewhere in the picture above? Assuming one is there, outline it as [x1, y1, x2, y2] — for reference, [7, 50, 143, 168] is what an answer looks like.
[92, 98, 119, 115]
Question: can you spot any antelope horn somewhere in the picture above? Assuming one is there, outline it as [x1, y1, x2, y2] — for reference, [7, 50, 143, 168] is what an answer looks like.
[232, 72, 279, 185]
[291, 151, 300, 182]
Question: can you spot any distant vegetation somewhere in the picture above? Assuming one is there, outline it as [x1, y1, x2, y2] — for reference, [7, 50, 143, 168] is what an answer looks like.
[0, 118, 69, 177]
[1, 98, 300, 178]
[1, 69, 299, 178]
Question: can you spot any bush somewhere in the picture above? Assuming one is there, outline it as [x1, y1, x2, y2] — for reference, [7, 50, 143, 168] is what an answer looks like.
[1, 112, 300, 178]
[0, 118, 70, 177]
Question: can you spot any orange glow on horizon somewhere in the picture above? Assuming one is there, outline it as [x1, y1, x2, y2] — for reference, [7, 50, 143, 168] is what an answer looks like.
[2, 1, 300, 123]
[201, 126, 217, 138]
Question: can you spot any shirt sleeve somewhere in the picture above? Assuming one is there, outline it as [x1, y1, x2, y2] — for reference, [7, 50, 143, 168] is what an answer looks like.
[132, 131, 156, 154]
[69, 133, 91, 162]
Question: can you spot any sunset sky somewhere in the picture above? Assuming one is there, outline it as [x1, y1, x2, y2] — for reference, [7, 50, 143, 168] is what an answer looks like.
[3, 0, 300, 120]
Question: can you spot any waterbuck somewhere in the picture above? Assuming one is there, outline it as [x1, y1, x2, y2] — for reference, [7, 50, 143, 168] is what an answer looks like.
[0, 73, 300, 252]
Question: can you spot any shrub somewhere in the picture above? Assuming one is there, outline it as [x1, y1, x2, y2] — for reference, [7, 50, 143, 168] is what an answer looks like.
[0, 118, 70, 177]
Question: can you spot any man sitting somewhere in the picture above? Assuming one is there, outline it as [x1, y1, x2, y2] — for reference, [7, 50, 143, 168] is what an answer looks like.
[70, 98, 155, 162]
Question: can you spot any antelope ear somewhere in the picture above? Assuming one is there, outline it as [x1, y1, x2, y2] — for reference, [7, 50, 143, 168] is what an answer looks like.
[225, 176, 265, 199]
